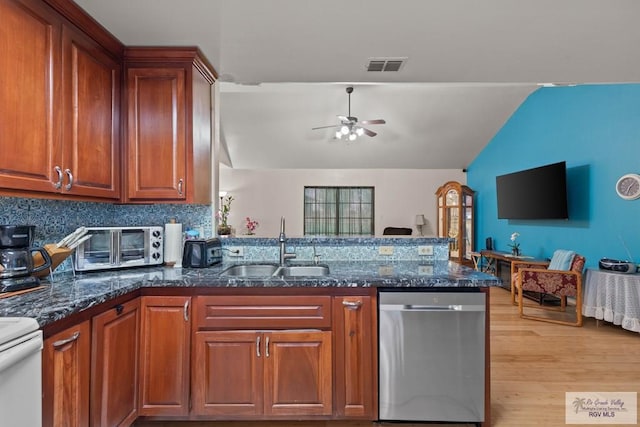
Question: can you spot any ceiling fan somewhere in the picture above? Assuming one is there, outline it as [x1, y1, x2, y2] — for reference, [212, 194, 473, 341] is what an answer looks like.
[312, 86, 386, 140]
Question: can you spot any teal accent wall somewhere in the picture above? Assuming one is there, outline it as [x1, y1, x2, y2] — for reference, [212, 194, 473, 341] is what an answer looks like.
[467, 84, 640, 268]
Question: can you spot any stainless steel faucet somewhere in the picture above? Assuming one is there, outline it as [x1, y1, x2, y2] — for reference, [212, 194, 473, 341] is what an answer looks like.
[312, 240, 321, 265]
[279, 216, 296, 266]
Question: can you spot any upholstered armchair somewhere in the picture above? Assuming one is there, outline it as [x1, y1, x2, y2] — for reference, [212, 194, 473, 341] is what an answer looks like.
[512, 253, 586, 327]
[510, 259, 550, 305]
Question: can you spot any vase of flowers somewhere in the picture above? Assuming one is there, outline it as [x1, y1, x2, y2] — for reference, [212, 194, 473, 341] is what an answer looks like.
[245, 217, 259, 235]
[216, 195, 233, 236]
[508, 232, 521, 256]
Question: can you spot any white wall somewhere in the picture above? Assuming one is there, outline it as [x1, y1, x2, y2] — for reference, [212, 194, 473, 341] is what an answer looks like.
[220, 167, 466, 237]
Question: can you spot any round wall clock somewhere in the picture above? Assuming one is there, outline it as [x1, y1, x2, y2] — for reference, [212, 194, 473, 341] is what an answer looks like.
[615, 173, 640, 200]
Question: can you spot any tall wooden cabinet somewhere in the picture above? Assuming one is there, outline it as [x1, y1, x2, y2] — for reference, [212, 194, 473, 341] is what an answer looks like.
[436, 181, 475, 266]
[1, 0, 62, 195]
[60, 23, 121, 199]
[42, 320, 91, 427]
[124, 47, 215, 204]
[0, 0, 121, 200]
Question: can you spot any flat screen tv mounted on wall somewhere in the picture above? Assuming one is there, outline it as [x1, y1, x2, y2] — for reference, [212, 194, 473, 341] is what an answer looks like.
[496, 161, 569, 220]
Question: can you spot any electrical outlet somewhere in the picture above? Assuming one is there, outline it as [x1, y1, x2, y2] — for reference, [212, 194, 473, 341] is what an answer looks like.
[378, 266, 395, 275]
[418, 265, 434, 275]
[378, 246, 394, 255]
[418, 245, 434, 256]
[227, 246, 244, 257]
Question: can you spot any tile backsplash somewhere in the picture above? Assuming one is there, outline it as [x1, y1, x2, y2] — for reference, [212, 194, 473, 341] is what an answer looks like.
[0, 196, 212, 272]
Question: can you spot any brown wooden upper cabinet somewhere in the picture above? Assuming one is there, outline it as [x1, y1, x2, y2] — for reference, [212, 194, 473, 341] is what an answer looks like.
[0, 0, 121, 201]
[124, 47, 216, 204]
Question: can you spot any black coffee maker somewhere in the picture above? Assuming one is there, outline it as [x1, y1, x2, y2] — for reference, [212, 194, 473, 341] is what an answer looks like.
[0, 225, 52, 293]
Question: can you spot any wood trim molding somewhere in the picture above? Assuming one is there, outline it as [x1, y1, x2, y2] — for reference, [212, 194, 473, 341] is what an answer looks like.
[125, 46, 217, 82]
[42, 0, 124, 58]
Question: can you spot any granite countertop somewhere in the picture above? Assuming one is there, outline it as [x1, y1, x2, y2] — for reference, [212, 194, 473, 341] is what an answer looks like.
[0, 260, 499, 327]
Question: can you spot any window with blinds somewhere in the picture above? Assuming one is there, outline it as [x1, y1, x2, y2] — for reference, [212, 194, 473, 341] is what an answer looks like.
[304, 186, 374, 236]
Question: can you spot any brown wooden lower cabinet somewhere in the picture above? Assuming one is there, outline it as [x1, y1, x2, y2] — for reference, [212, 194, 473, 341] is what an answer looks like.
[91, 298, 140, 427]
[264, 330, 333, 417]
[333, 296, 374, 419]
[42, 319, 91, 427]
[138, 296, 191, 416]
[192, 329, 333, 418]
[192, 330, 263, 417]
[41, 291, 378, 425]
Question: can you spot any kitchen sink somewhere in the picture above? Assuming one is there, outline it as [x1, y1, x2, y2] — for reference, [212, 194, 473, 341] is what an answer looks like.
[220, 263, 330, 278]
[220, 264, 279, 277]
[275, 264, 330, 277]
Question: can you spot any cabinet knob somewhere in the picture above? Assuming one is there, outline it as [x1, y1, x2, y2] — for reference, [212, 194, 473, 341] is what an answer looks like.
[64, 169, 74, 190]
[115, 304, 124, 315]
[53, 166, 63, 189]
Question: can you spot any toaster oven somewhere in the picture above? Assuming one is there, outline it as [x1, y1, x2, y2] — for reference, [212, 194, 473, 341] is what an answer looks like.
[74, 226, 163, 272]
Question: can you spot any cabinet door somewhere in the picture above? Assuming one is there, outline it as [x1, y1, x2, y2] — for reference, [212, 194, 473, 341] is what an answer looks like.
[139, 296, 191, 416]
[192, 330, 263, 417]
[91, 298, 140, 427]
[126, 67, 187, 201]
[333, 296, 374, 418]
[60, 23, 120, 199]
[42, 320, 90, 427]
[264, 330, 332, 417]
[0, 0, 62, 194]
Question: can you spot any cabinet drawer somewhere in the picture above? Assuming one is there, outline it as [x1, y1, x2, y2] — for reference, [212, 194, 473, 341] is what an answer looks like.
[194, 296, 332, 329]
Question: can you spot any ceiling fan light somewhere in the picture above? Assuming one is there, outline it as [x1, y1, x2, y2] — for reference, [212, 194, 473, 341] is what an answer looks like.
[335, 131, 342, 139]
[355, 127, 364, 136]
[340, 126, 349, 135]
[348, 133, 357, 141]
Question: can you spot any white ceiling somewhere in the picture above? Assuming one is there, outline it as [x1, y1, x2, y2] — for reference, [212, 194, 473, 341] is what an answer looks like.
[74, 0, 640, 169]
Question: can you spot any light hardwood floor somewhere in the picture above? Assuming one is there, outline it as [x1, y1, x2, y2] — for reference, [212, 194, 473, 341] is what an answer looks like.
[135, 287, 640, 427]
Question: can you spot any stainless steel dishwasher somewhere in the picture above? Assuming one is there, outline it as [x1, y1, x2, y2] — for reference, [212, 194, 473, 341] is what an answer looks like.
[378, 289, 485, 423]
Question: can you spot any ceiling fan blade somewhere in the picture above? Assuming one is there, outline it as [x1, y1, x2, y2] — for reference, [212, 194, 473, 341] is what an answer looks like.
[361, 127, 377, 137]
[360, 119, 386, 125]
[337, 115, 349, 122]
[312, 124, 341, 130]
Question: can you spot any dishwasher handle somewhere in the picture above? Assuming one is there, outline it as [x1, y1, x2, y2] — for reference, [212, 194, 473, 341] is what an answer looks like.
[379, 303, 485, 312]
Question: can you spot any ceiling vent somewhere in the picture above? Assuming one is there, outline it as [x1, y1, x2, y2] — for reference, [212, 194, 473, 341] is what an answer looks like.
[366, 57, 407, 72]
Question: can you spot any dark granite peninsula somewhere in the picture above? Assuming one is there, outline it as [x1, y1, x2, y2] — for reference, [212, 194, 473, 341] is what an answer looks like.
[0, 236, 498, 427]
[0, 237, 499, 326]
